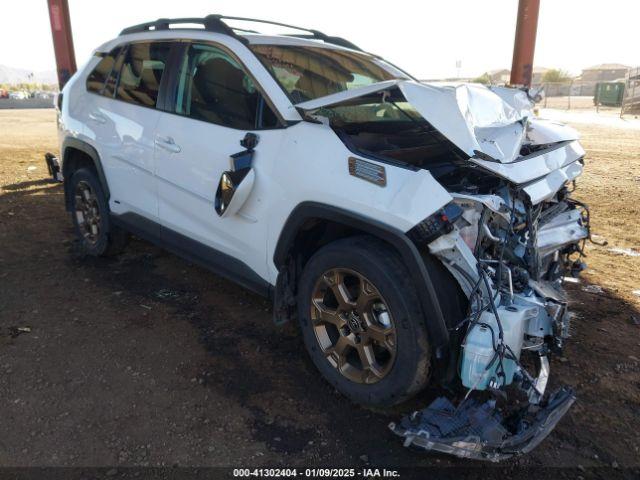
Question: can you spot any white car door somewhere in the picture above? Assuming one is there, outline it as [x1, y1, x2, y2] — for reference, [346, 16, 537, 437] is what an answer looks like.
[154, 41, 286, 287]
[85, 41, 172, 224]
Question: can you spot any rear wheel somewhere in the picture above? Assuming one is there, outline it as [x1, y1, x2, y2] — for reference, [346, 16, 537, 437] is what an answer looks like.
[297, 236, 431, 408]
[69, 168, 128, 256]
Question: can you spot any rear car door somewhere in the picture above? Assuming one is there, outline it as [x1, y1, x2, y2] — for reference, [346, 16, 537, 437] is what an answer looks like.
[154, 41, 286, 287]
[84, 41, 173, 224]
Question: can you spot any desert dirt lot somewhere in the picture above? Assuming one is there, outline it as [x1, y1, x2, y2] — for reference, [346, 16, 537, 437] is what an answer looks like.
[1, 109, 639, 472]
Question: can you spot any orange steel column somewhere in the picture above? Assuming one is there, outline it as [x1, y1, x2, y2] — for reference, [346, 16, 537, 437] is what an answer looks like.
[47, 0, 77, 89]
[510, 0, 540, 87]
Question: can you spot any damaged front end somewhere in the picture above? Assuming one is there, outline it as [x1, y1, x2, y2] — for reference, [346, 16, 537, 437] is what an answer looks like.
[397, 86, 589, 461]
[303, 80, 591, 460]
[393, 174, 589, 460]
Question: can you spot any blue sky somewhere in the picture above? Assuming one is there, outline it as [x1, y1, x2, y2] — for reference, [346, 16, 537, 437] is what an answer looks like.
[2, 0, 638, 79]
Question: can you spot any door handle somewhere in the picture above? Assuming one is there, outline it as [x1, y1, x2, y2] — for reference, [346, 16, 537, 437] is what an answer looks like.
[155, 135, 181, 154]
[88, 111, 106, 124]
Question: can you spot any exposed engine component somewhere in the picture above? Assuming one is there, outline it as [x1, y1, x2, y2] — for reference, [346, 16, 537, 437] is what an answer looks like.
[437, 182, 590, 390]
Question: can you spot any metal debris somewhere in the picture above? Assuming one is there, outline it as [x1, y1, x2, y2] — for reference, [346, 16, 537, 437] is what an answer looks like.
[582, 285, 604, 294]
[154, 288, 181, 300]
[562, 277, 580, 284]
[8, 326, 32, 338]
[390, 387, 575, 462]
[590, 234, 608, 244]
[608, 247, 640, 257]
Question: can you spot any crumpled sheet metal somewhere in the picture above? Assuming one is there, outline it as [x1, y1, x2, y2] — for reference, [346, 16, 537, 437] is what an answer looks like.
[389, 387, 576, 462]
[400, 82, 532, 163]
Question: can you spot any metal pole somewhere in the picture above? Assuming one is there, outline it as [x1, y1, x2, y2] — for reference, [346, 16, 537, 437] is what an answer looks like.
[47, 0, 77, 90]
[510, 0, 541, 87]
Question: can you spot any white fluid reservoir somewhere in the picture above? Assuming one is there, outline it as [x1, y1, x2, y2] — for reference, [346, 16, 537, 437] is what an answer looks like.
[461, 304, 536, 390]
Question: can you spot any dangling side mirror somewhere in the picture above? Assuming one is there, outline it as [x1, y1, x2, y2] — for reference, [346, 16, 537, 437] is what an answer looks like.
[214, 133, 259, 218]
[215, 167, 255, 217]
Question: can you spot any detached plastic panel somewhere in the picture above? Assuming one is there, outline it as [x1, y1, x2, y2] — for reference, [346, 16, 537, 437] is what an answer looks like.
[389, 386, 575, 462]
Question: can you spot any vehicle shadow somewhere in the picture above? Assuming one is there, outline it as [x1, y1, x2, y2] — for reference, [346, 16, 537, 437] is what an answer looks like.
[1, 178, 57, 191]
[1, 177, 639, 471]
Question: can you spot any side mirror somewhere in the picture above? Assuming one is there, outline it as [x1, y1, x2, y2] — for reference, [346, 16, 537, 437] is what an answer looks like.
[214, 134, 259, 218]
[528, 85, 545, 103]
[215, 167, 255, 218]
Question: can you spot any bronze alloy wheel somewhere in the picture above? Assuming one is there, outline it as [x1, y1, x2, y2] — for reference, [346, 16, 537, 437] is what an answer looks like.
[310, 268, 397, 384]
[74, 180, 101, 245]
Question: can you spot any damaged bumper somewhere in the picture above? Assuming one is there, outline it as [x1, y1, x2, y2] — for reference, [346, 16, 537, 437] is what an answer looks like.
[390, 386, 575, 462]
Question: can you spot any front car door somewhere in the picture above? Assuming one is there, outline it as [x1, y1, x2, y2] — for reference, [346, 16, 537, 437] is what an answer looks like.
[154, 40, 287, 289]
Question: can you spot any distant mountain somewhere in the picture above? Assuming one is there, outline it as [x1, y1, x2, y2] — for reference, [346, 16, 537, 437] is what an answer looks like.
[0, 65, 57, 85]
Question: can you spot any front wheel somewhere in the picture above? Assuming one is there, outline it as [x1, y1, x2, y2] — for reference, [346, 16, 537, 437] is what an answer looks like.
[297, 236, 431, 408]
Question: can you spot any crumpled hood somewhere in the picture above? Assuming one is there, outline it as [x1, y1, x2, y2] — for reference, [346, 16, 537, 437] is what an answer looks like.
[400, 82, 530, 163]
[296, 80, 577, 164]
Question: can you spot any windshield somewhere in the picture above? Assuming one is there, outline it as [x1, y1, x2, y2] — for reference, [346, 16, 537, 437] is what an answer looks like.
[314, 90, 424, 125]
[249, 44, 411, 103]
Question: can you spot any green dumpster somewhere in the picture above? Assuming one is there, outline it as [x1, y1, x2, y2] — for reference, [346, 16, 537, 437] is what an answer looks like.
[594, 82, 625, 107]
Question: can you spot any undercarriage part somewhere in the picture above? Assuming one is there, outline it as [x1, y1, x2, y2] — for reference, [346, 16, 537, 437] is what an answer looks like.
[44, 152, 63, 182]
[390, 386, 575, 462]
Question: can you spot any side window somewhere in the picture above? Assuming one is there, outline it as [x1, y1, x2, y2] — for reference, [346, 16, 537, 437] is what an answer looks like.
[86, 47, 121, 94]
[175, 43, 279, 129]
[116, 42, 171, 108]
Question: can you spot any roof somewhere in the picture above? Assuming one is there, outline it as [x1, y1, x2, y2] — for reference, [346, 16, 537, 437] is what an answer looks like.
[583, 63, 631, 71]
[240, 34, 355, 50]
[97, 30, 358, 55]
[117, 15, 362, 52]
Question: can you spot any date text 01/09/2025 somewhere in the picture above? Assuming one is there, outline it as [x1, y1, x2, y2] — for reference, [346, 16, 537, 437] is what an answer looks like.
[232, 468, 401, 478]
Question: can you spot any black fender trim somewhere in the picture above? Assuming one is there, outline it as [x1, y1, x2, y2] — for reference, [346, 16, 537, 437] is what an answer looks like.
[273, 202, 450, 357]
[61, 137, 110, 209]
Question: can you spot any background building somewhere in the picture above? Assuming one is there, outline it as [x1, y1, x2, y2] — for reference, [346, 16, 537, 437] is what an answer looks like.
[578, 63, 630, 82]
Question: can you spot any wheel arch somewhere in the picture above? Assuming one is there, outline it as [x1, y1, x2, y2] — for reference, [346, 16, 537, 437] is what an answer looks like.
[272, 201, 451, 360]
[61, 137, 110, 211]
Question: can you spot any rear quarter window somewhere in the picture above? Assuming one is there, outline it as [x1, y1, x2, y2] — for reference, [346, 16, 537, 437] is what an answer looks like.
[86, 47, 121, 94]
[115, 42, 171, 108]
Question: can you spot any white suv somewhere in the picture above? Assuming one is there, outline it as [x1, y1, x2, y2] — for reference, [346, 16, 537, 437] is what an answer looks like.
[57, 15, 589, 414]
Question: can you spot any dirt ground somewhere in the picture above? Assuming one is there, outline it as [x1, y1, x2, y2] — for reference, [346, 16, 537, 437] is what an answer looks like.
[1, 109, 639, 474]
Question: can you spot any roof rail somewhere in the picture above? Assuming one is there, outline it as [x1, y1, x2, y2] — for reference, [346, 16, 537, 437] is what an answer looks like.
[118, 14, 362, 51]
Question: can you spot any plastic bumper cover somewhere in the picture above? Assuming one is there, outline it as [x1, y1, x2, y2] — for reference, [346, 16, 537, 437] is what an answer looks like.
[389, 386, 575, 462]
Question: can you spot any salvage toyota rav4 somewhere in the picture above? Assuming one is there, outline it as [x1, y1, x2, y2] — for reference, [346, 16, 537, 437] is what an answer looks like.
[55, 15, 591, 460]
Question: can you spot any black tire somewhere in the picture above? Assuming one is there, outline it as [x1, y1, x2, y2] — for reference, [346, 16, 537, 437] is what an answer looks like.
[69, 168, 128, 257]
[297, 235, 431, 408]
